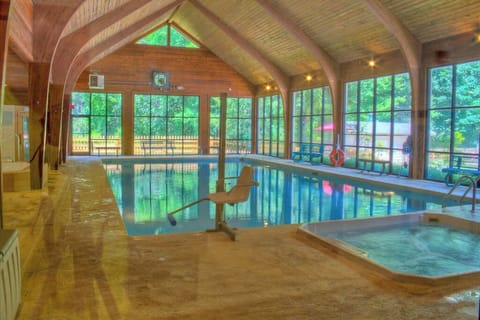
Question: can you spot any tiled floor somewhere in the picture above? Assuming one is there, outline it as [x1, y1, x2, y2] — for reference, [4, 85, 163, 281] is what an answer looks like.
[4, 156, 480, 319]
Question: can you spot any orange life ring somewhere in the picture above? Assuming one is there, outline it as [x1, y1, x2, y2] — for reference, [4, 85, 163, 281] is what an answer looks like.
[329, 148, 345, 167]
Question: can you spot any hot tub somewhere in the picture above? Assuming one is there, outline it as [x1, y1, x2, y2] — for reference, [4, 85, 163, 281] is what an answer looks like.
[297, 212, 480, 288]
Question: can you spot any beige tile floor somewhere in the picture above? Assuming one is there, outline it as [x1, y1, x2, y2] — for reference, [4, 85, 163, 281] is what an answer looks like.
[3, 156, 480, 319]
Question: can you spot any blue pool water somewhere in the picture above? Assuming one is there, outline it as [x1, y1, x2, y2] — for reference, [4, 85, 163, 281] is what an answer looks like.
[102, 158, 455, 236]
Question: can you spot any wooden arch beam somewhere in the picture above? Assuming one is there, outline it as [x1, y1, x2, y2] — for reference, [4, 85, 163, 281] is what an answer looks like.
[0, 0, 12, 227]
[362, 0, 424, 178]
[33, 0, 84, 62]
[64, 0, 185, 93]
[50, 0, 154, 85]
[362, 0, 421, 70]
[256, 0, 339, 94]
[188, 0, 290, 94]
[9, 0, 33, 62]
[256, 0, 342, 145]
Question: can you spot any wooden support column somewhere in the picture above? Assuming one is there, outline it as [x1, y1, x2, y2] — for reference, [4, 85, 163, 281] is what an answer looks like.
[333, 79, 343, 148]
[410, 67, 426, 179]
[199, 94, 210, 154]
[0, 0, 11, 228]
[61, 93, 71, 164]
[280, 89, 291, 158]
[28, 62, 50, 189]
[47, 84, 64, 169]
[122, 90, 133, 155]
[251, 96, 257, 154]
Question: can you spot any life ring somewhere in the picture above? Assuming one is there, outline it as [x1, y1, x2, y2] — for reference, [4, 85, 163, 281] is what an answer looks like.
[329, 148, 345, 167]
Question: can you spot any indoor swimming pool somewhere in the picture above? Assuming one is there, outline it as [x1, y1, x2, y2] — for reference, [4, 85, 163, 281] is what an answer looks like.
[102, 157, 458, 236]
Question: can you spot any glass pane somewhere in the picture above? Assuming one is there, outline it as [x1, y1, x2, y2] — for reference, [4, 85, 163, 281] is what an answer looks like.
[210, 97, 220, 117]
[238, 119, 251, 140]
[239, 98, 252, 118]
[170, 26, 199, 48]
[429, 66, 453, 108]
[168, 118, 182, 136]
[91, 93, 106, 115]
[323, 88, 333, 114]
[312, 88, 322, 114]
[426, 152, 449, 181]
[136, 25, 168, 46]
[151, 95, 166, 116]
[167, 96, 183, 116]
[107, 116, 122, 138]
[134, 95, 150, 116]
[428, 109, 451, 152]
[184, 119, 198, 136]
[134, 117, 150, 137]
[184, 96, 199, 116]
[375, 113, 391, 148]
[376, 76, 392, 112]
[72, 117, 89, 134]
[90, 116, 106, 138]
[227, 98, 238, 117]
[344, 114, 358, 146]
[71, 117, 89, 153]
[345, 82, 358, 113]
[453, 108, 480, 153]
[210, 118, 219, 138]
[293, 91, 302, 116]
[359, 79, 374, 112]
[394, 73, 411, 110]
[107, 93, 122, 116]
[302, 90, 312, 115]
[72, 92, 90, 115]
[151, 117, 166, 136]
[226, 119, 237, 139]
[455, 61, 480, 107]
[323, 115, 334, 144]
[392, 111, 411, 149]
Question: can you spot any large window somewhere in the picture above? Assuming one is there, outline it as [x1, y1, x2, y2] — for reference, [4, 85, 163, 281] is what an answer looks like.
[134, 94, 199, 155]
[426, 60, 480, 181]
[344, 73, 411, 174]
[71, 92, 122, 155]
[136, 24, 199, 48]
[257, 95, 284, 157]
[210, 96, 252, 154]
[291, 87, 333, 164]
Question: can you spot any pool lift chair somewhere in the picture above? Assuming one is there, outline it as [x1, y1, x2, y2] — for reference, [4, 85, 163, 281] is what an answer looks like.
[166, 166, 259, 239]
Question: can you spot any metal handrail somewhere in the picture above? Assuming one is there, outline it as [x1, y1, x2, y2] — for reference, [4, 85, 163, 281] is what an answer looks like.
[441, 175, 477, 212]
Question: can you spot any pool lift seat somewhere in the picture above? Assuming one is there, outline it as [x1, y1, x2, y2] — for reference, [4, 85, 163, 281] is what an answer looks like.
[167, 166, 259, 226]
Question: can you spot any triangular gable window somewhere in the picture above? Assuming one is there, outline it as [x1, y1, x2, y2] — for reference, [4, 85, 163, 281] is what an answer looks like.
[136, 24, 199, 48]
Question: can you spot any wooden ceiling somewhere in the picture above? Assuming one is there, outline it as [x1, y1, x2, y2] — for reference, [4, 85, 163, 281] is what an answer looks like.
[5, 0, 480, 103]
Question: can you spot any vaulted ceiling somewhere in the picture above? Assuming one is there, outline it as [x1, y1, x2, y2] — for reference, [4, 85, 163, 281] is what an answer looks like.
[6, 0, 480, 103]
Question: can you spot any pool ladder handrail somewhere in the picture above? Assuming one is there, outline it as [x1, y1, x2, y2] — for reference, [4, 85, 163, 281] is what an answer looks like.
[441, 175, 477, 212]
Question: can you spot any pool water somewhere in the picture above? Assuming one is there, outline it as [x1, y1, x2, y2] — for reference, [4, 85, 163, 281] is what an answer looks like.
[103, 158, 456, 236]
[326, 223, 480, 277]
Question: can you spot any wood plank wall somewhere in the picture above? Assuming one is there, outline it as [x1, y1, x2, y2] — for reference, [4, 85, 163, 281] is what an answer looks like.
[73, 44, 255, 155]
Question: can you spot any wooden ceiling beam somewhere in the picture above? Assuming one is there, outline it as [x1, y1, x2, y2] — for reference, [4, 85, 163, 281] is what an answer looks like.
[50, 0, 154, 84]
[257, 0, 341, 110]
[64, 0, 185, 93]
[32, 1, 83, 62]
[362, 0, 421, 69]
[188, 0, 289, 93]
[9, 0, 33, 62]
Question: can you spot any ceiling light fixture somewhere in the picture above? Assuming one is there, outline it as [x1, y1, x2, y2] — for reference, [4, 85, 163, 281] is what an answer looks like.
[306, 74, 313, 82]
[368, 57, 376, 68]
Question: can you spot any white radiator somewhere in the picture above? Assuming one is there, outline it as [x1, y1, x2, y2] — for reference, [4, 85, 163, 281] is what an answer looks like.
[0, 230, 21, 320]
